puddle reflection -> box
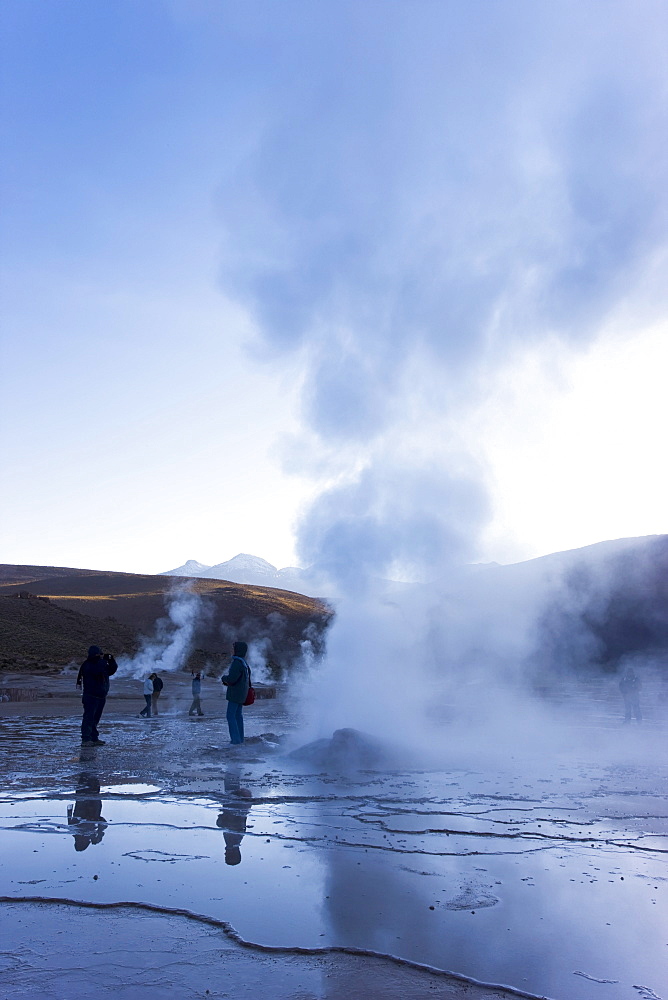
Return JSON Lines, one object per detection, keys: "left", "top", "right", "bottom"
{"left": 216, "top": 767, "right": 254, "bottom": 865}
{"left": 67, "top": 771, "right": 107, "bottom": 852}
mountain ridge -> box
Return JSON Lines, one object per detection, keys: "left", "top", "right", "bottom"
{"left": 162, "top": 535, "right": 667, "bottom": 593}
{"left": 162, "top": 553, "right": 310, "bottom": 593}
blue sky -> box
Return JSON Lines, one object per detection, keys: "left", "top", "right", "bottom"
{"left": 1, "top": 1, "right": 667, "bottom": 577}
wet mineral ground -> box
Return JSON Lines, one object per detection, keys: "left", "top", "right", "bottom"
{"left": 0, "top": 685, "right": 666, "bottom": 1000}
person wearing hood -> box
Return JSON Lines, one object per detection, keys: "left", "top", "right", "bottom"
{"left": 151, "top": 672, "right": 164, "bottom": 715}
{"left": 76, "top": 645, "right": 118, "bottom": 746}
{"left": 619, "top": 666, "right": 642, "bottom": 723}
{"left": 221, "top": 641, "right": 250, "bottom": 744}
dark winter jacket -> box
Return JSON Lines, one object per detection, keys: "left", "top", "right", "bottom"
{"left": 221, "top": 656, "right": 250, "bottom": 705}
{"left": 619, "top": 671, "right": 641, "bottom": 695}
{"left": 77, "top": 648, "right": 118, "bottom": 699}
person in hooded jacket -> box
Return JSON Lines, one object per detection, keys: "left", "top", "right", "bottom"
{"left": 619, "top": 666, "right": 642, "bottom": 722}
{"left": 221, "top": 641, "right": 250, "bottom": 744}
{"left": 76, "top": 645, "right": 118, "bottom": 746}
{"left": 151, "top": 672, "right": 163, "bottom": 715}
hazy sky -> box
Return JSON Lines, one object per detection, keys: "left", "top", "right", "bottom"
{"left": 1, "top": 1, "right": 666, "bottom": 576}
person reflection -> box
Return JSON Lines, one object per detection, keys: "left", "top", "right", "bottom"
{"left": 216, "top": 768, "right": 253, "bottom": 865}
{"left": 67, "top": 770, "right": 107, "bottom": 852}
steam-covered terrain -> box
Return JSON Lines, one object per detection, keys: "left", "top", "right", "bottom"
{"left": 2, "top": 534, "right": 667, "bottom": 686}
{"left": 1, "top": 537, "right": 667, "bottom": 998}
{"left": 0, "top": 564, "right": 331, "bottom": 678}
{"left": 1, "top": 534, "right": 667, "bottom": 997}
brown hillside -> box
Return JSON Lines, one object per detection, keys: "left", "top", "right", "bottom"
{"left": 0, "top": 565, "right": 332, "bottom": 676}
{"left": 0, "top": 594, "right": 138, "bottom": 671}
{"left": 0, "top": 564, "right": 133, "bottom": 586}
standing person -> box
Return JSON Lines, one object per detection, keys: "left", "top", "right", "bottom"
{"left": 221, "top": 641, "right": 250, "bottom": 745}
{"left": 189, "top": 672, "right": 204, "bottom": 716}
{"left": 139, "top": 674, "right": 154, "bottom": 718}
{"left": 151, "top": 672, "right": 163, "bottom": 715}
{"left": 619, "top": 666, "right": 642, "bottom": 723}
{"left": 76, "top": 645, "right": 118, "bottom": 746}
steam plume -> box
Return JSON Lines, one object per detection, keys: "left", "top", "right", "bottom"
{"left": 213, "top": 3, "right": 668, "bottom": 740}
{"left": 116, "top": 586, "right": 204, "bottom": 680}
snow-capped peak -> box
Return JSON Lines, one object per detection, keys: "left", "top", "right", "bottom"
{"left": 161, "top": 559, "right": 211, "bottom": 577}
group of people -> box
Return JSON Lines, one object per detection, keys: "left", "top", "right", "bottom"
{"left": 76, "top": 641, "right": 252, "bottom": 747}
{"left": 139, "top": 670, "right": 211, "bottom": 717}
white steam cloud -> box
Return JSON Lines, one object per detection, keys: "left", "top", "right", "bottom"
{"left": 116, "top": 586, "right": 204, "bottom": 680}
{"left": 210, "top": 2, "right": 668, "bottom": 743}
{"left": 219, "top": 612, "right": 315, "bottom": 684}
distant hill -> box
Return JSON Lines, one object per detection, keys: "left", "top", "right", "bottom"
{"left": 0, "top": 564, "right": 126, "bottom": 586}
{"left": 0, "top": 566, "right": 332, "bottom": 675}
{"left": 455, "top": 534, "right": 668, "bottom": 682}
{"left": 0, "top": 593, "right": 138, "bottom": 672}
{"left": 525, "top": 534, "right": 668, "bottom": 675}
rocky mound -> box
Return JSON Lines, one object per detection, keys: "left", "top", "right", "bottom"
{"left": 289, "top": 728, "right": 399, "bottom": 770}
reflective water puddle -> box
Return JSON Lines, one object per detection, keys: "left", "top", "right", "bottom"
{"left": 1, "top": 753, "right": 666, "bottom": 1000}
